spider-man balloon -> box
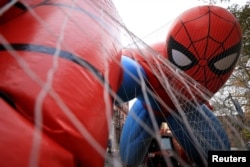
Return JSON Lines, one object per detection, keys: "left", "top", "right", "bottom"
{"left": 119, "top": 5, "right": 242, "bottom": 166}
{"left": 0, "top": 0, "right": 122, "bottom": 166}
{"left": 167, "top": 5, "right": 242, "bottom": 94}
{"left": 0, "top": 1, "right": 242, "bottom": 167}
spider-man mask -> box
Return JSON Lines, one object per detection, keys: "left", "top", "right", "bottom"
{"left": 166, "top": 5, "right": 242, "bottom": 94}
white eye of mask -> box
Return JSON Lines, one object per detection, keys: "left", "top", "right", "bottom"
{"left": 213, "top": 53, "right": 238, "bottom": 71}
{"left": 172, "top": 49, "right": 192, "bottom": 67}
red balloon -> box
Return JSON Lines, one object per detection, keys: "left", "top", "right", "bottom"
{"left": 0, "top": 0, "right": 122, "bottom": 166}
{"left": 166, "top": 5, "right": 242, "bottom": 94}
{"left": 123, "top": 5, "right": 242, "bottom": 113}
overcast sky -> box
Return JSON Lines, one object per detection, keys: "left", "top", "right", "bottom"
{"left": 113, "top": 0, "right": 248, "bottom": 45}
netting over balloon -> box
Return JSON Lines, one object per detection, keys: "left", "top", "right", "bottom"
{"left": 0, "top": 1, "right": 249, "bottom": 167}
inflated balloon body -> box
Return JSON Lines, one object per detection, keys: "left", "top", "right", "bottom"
{"left": 119, "top": 5, "right": 242, "bottom": 166}
{"left": 0, "top": 0, "right": 121, "bottom": 166}
{"left": 0, "top": 1, "right": 242, "bottom": 166}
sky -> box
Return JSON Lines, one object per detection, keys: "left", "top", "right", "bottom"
{"left": 113, "top": 0, "right": 248, "bottom": 45}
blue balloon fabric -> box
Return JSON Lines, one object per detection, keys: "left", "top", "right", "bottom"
{"left": 118, "top": 55, "right": 230, "bottom": 166}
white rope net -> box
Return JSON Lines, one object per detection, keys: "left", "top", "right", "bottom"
{"left": 0, "top": 1, "right": 249, "bottom": 167}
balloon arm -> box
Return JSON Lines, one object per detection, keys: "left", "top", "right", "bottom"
{"left": 119, "top": 95, "right": 162, "bottom": 166}
{"left": 116, "top": 52, "right": 230, "bottom": 167}
{"left": 166, "top": 104, "right": 231, "bottom": 166}
{"left": 115, "top": 56, "right": 147, "bottom": 104}
{"left": 120, "top": 99, "right": 231, "bottom": 166}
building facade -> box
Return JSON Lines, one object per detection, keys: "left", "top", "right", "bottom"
{"left": 113, "top": 103, "right": 129, "bottom": 144}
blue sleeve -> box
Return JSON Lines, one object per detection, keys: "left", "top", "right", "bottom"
{"left": 120, "top": 96, "right": 230, "bottom": 166}
{"left": 166, "top": 104, "right": 230, "bottom": 166}
{"left": 116, "top": 56, "right": 147, "bottom": 103}
{"left": 119, "top": 95, "right": 162, "bottom": 166}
